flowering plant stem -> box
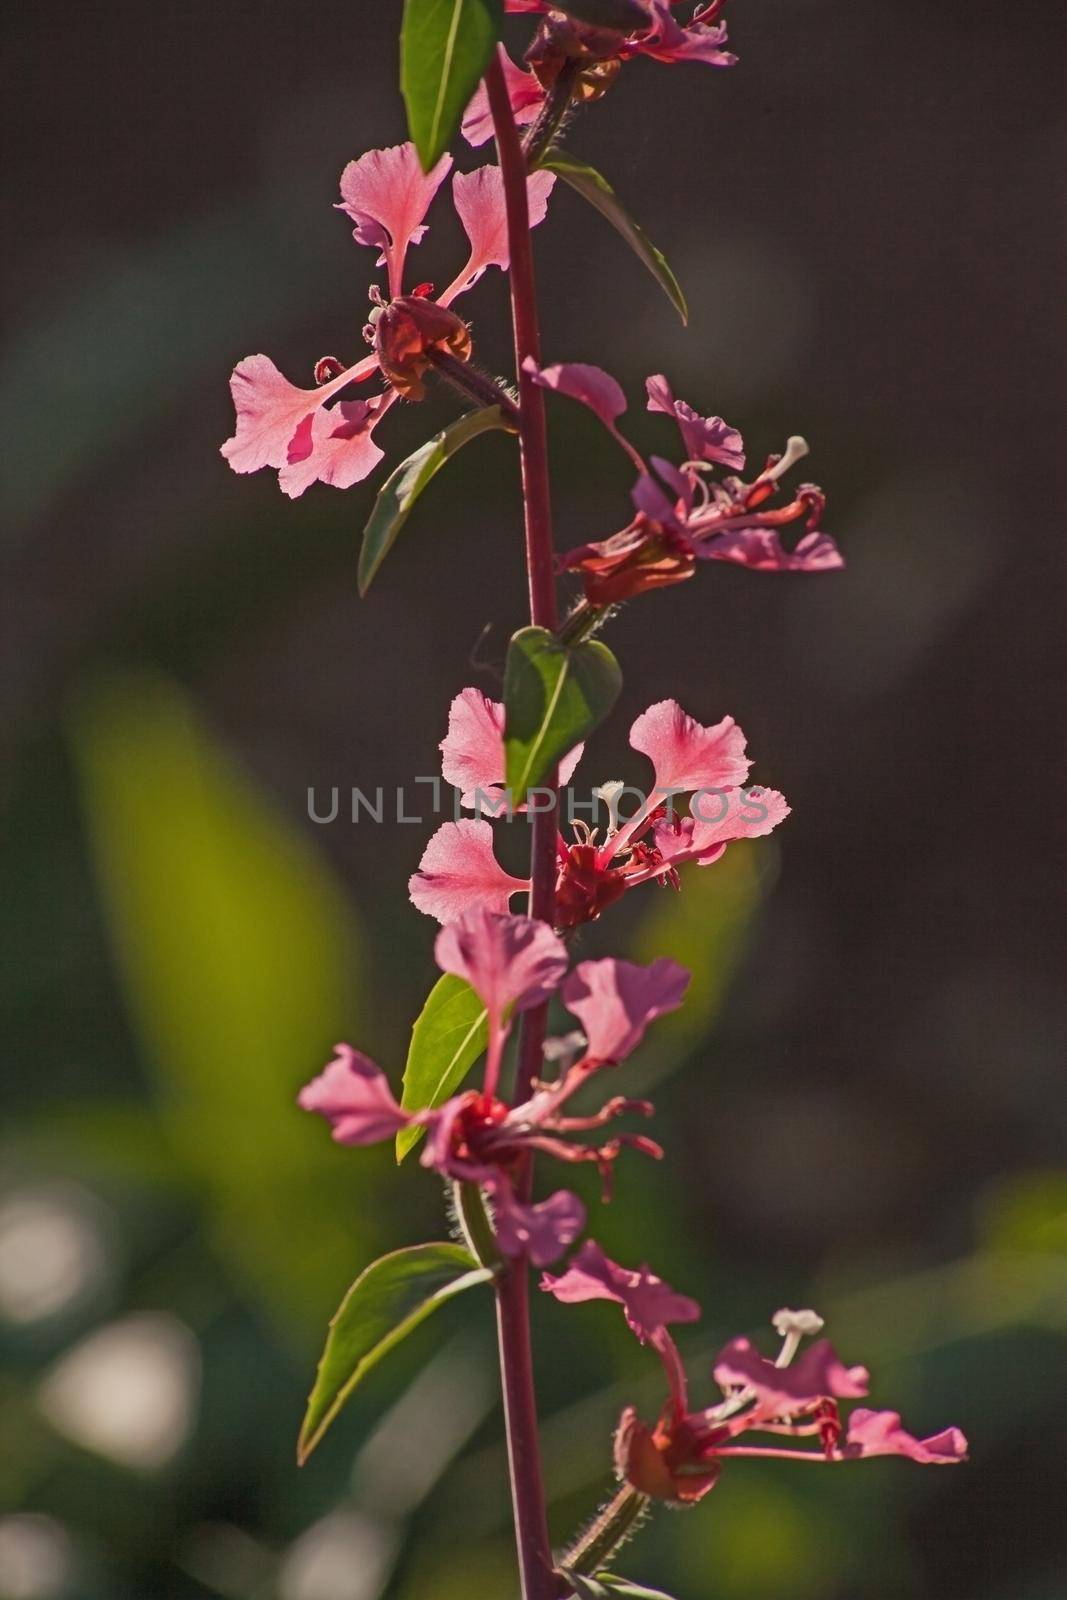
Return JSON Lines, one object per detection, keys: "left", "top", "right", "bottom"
{"left": 486, "top": 50, "right": 564, "bottom": 1600}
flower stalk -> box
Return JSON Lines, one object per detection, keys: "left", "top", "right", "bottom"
{"left": 487, "top": 47, "right": 563, "bottom": 1600}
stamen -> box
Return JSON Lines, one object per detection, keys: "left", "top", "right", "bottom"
{"left": 761, "top": 435, "right": 809, "bottom": 485}
{"left": 772, "top": 1306, "right": 825, "bottom": 1368}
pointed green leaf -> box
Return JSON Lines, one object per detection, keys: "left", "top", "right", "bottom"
{"left": 542, "top": 154, "right": 688, "bottom": 325}
{"left": 597, "top": 1579, "right": 680, "bottom": 1600}
{"left": 561, "top": 1576, "right": 610, "bottom": 1600}
{"left": 504, "top": 626, "right": 622, "bottom": 803}
{"left": 396, "top": 974, "right": 489, "bottom": 1161}
{"left": 401, "top": 0, "right": 503, "bottom": 170}
{"left": 359, "top": 406, "right": 509, "bottom": 596}
{"left": 551, "top": 0, "right": 649, "bottom": 26}
{"left": 298, "top": 1243, "right": 492, "bottom": 1462}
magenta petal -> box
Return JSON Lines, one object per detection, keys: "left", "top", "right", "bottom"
{"left": 652, "top": 788, "right": 790, "bottom": 867}
{"left": 440, "top": 686, "right": 582, "bottom": 807}
{"left": 277, "top": 397, "right": 388, "bottom": 498}
{"left": 524, "top": 359, "right": 628, "bottom": 433}
{"left": 337, "top": 142, "right": 452, "bottom": 293}
{"left": 713, "top": 1336, "right": 870, "bottom": 1414}
{"left": 541, "top": 1240, "right": 700, "bottom": 1342}
{"left": 562, "top": 957, "right": 690, "bottom": 1063}
{"left": 645, "top": 373, "right": 745, "bottom": 470}
{"left": 629, "top": 699, "right": 751, "bottom": 796}
{"left": 434, "top": 908, "right": 568, "bottom": 1018}
{"left": 297, "top": 1045, "right": 408, "bottom": 1144}
{"left": 637, "top": 1, "right": 738, "bottom": 67}
{"left": 461, "top": 49, "right": 545, "bottom": 148}
{"left": 450, "top": 166, "right": 556, "bottom": 292}
{"left": 408, "top": 821, "right": 529, "bottom": 923}
{"left": 221, "top": 355, "right": 324, "bottom": 475}
{"left": 702, "top": 526, "right": 844, "bottom": 572}
{"left": 845, "top": 1408, "right": 968, "bottom": 1464}
{"left": 440, "top": 687, "right": 507, "bottom": 801}
{"left": 492, "top": 1183, "right": 586, "bottom": 1267}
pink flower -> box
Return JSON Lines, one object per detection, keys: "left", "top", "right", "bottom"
{"left": 222, "top": 144, "right": 554, "bottom": 498}
{"left": 525, "top": 359, "right": 842, "bottom": 602}
{"left": 561, "top": 957, "right": 689, "bottom": 1063}
{"left": 410, "top": 694, "right": 788, "bottom": 930}
{"left": 434, "top": 908, "right": 568, "bottom": 1096}
{"left": 516, "top": 2, "right": 736, "bottom": 96}
{"left": 541, "top": 1240, "right": 700, "bottom": 1342}
{"left": 297, "top": 1045, "right": 413, "bottom": 1144}
{"left": 489, "top": 1176, "right": 586, "bottom": 1267}
{"left": 462, "top": 48, "right": 545, "bottom": 148}
{"left": 844, "top": 1409, "right": 969, "bottom": 1465}
{"left": 407, "top": 818, "right": 530, "bottom": 923}
{"left": 540, "top": 1287, "right": 968, "bottom": 1503}
{"left": 298, "top": 924, "right": 685, "bottom": 1264}
{"left": 440, "top": 686, "right": 583, "bottom": 810}
{"left": 645, "top": 373, "right": 744, "bottom": 470}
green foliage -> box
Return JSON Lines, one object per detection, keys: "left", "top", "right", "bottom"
{"left": 542, "top": 154, "right": 688, "bottom": 324}
{"left": 359, "top": 407, "right": 510, "bottom": 595}
{"left": 503, "top": 625, "right": 622, "bottom": 802}
{"left": 401, "top": 0, "right": 504, "bottom": 170}
{"left": 68, "top": 672, "right": 367, "bottom": 1329}
{"left": 298, "top": 1243, "right": 493, "bottom": 1462}
{"left": 397, "top": 974, "right": 489, "bottom": 1160}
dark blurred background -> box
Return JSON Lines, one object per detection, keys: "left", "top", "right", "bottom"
{"left": 3, "top": 1, "right": 1065, "bottom": 1596}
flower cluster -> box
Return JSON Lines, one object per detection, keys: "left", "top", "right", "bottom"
{"left": 463, "top": 3, "right": 737, "bottom": 148}
{"left": 299, "top": 908, "right": 689, "bottom": 1265}
{"left": 410, "top": 693, "right": 789, "bottom": 928}
{"left": 543, "top": 1242, "right": 968, "bottom": 1501}
{"left": 221, "top": 142, "right": 554, "bottom": 497}
{"left": 528, "top": 361, "right": 842, "bottom": 604}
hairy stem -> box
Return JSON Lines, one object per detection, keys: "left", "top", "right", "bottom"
{"left": 486, "top": 48, "right": 563, "bottom": 1600}
{"left": 523, "top": 59, "right": 579, "bottom": 171}
{"left": 562, "top": 1485, "right": 650, "bottom": 1576}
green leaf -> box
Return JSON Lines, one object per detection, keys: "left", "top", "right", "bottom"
{"left": 561, "top": 1575, "right": 611, "bottom": 1600}
{"left": 358, "top": 407, "right": 509, "bottom": 596}
{"left": 551, "top": 0, "right": 649, "bottom": 26}
{"left": 68, "top": 673, "right": 367, "bottom": 1331}
{"left": 503, "top": 626, "right": 622, "bottom": 803}
{"left": 597, "top": 1578, "right": 680, "bottom": 1600}
{"left": 401, "top": 0, "right": 503, "bottom": 170}
{"left": 298, "top": 1243, "right": 492, "bottom": 1462}
{"left": 542, "top": 154, "right": 688, "bottom": 325}
{"left": 396, "top": 975, "right": 489, "bottom": 1161}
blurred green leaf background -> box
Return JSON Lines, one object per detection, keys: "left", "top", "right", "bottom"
{"left": 2, "top": 2, "right": 1063, "bottom": 1597}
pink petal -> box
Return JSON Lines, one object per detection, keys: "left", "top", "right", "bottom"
{"left": 541, "top": 1240, "right": 700, "bottom": 1343}
{"left": 713, "top": 1336, "right": 869, "bottom": 1415}
{"left": 702, "top": 525, "right": 844, "bottom": 572}
{"left": 408, "top": 820, "right": 529, "bottom": 923}
{"left": 636, "top": 2, "right": 738, "bottom": 67}
{"left": 651, "top": 788, "right": 790, "bottom": 867}
{"left": 297, "top": 1045, "right": 408, "bottom": 1144}
{"left": 629, "top": 699, "right": 751, "bottom": 796}
{"left": 337, "top": 143, "right": 453, "bottom": 296}
{"left": 844, "top": 1409, "right": 968, "bottom": 1464}
{"left": 562, "top": 957, "right": 690, "bottom": 1063}
{"left": 440, "top": 686, "right": 582, "bottom": 808}
{"left": 461, "top": 48, "right": 545, "bottom": 148}
{"left": 525, "top": 359, "right": 628, "bottom": 433}
{"left": 434, "top": 908, "right": 568, "bottom": 1019}
{"left": 221, "top": 353, "right": 378, "bottom": 478}
{"left": 447, "top": 166, "right": 556, "bottom": 296}
{"left": 491, "top": 1181, "right": 586, "bottom": 1267}
{"left": 277, "top": 396, "right": 388, "bottom": 499}
{"left": 645, "top": 374, "right": 745, "bottom": 470}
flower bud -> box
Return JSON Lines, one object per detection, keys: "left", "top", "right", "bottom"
{"left": 374, "top": 295, "right": 473, "bottom": 402}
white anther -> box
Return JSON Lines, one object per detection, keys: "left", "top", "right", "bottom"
{"left": 772, "top": 1307, "right": 825, "bottom": 1339}
{"left": 762, "top": 435, "right": 810, "bottom": 484}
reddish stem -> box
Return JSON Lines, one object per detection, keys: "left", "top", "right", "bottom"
{"left": 486, "top": 47, "right": 561, "bottom": 1600}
